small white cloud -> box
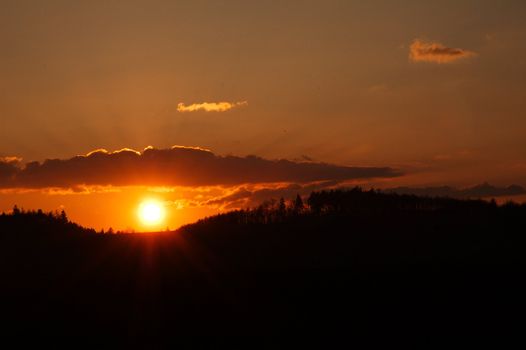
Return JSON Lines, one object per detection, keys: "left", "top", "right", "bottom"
{"left": 177, "top": 101, "right": 248, "bottom": 112}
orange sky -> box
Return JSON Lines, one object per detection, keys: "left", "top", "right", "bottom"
{"left": 1, "top": 1, "right": 526, "bottom": 230}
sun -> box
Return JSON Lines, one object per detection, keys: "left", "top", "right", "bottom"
{"left": 138, "top": 199, "right": 166, "bottom": 226}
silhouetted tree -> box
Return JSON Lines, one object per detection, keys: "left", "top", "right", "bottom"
{"left": 293, "top": 194, "right": 304, "bottom": 214}
{"left": 278, "top": 197, "right": 286, "bottom": 216}
{"left": 60, "top": 209, "right": 68, "bottom": 223}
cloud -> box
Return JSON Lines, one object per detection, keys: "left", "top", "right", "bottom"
{"left": 0, "top": 156, "right": 22, "bottom": 163}
{"left": 409, "top": 39, "right": 476, "bottom": 64}
{"left": 0, "top": 146, "right": 401, "bottom": 189}
{"left": 0, "top": 157, "right": 20, "bottom": 183}
{"left": 157, "top": 181, "right": 346, "bottom": 211}
{"left": 177, "top": 101, "right": 248, "bottom": 112}
{"left": 0, "top": 185, "right": 121, "bottom": 196}
{"left": 201, "top": 181, "right": 343, "bottom": 210}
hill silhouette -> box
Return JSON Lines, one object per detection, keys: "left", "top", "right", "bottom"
{"left": 1, "top": 188, "right": 525, "bottom": 342}
{"left": 384, "top": 182, "right": 526, "bottom": 198}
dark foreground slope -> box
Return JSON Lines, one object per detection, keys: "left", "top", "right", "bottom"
{"left": 1, "top": 190, "right": 526, "bottom": 342}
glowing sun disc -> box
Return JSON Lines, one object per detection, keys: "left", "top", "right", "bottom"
{"left": 138, "top": 200, "right": 165, "bottom": 226}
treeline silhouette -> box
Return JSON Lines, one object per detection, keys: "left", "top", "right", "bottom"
{"left": 180, "top": 188, "right": 526, "bottom": 269}
{"left": 0, "top": 205, "right": 96, "bottom": 237}
{"left": 186, "top": 187, "right": 521, "bottom": 226}
{"left": 1, "top": 188, "right": 526, "bottom": 342}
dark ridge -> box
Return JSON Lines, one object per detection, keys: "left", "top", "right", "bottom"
{"left": 1, "top": 188, "right": 526, "bottom": 342}
{"left": 384, "top": 182, "right": 526, "bottom": 198}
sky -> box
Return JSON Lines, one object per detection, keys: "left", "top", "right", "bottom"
{"left": 1, "top": 0, "right": 526, "bottom": 231}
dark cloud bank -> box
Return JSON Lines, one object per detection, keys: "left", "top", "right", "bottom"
{"left": 0, "top": 146, "right": 401, "bottom": 189}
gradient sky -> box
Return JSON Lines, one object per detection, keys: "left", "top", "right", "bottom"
{"left": 1, "top": 0, "right": 526, "bottom": 230}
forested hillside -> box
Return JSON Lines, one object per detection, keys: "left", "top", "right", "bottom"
{"left": 1, "top": 188, "right": 525, "bottom": 341}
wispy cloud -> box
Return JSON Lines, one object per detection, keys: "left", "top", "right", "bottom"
{"left": 0, "top": 156, "right": 22, "bottom": 163}
{"left": 409, "top": 39, "right": 476, "bottom": 64}
{"left": 201, "top": 181, "right": 344, "bottom": 210}
{"left": 156, "top": 181, "right": 346, "bottom": 211}
{"left": 177, "top": 101, "right": 248, "bottom": 112}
